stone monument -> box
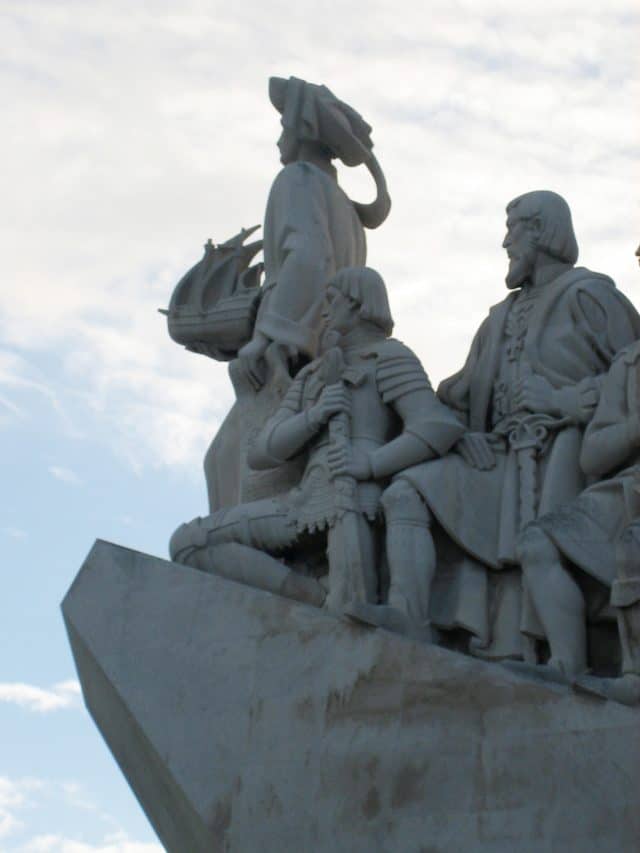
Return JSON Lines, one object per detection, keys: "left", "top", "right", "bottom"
{"left": 62, "top": 78, "right": 640, "bottom": 852}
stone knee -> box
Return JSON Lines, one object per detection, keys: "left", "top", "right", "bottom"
{"left": 516, "top": 523, "right": 559, "bottom": 580}
{"left": 381, "top": 478, "right": 431, "bottom": 527}
{"left": 169, "top": 507, "right": 245, "bottom": 564}
{"left": 169, "top": 517, "right": 209, "bottom": 564}
{"left": 170, "top": 502, "right": 295, "bottom": 567}
{"left": 518, "top": 522, "right": 586, "bottom": 637}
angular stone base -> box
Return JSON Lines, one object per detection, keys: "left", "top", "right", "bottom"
{"left": 63, "top": 541, "right": 640, "bottom": 853}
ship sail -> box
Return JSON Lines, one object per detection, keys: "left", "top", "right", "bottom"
{"left": 162, "top": 225, "right": 264, "bottom": 361}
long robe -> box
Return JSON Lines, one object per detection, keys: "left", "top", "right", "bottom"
{"left": 540, "top": 340, "right": 640, "bottom": 587}
{"left": 255, "top": 161, "right": 367, "bottom": 358}
{"left": 399, "top": 267, "right": 640, "bottom": 655}
{"left": 203, "top": 161, "right": 366, "bottom": 512}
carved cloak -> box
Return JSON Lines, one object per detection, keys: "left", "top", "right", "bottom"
{"left": 539, "top": 341, "right": 640, "bottom": 587}
{"left": 254, "top": 161, "right": 367, "bottom": 358}
{"left": 399, "top": 267, "right": 640, "bottom": 654}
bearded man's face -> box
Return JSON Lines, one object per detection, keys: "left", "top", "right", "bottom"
{"left": 503, "top": 215, "right": 538, "bottom": 289}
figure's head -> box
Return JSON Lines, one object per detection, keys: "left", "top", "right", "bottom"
{"left": 503, "top": 191, "right": 578, "bottom": 289}
{"left": 269, "top": 76, "right": 374, "bottom": 167}
{"left": 269, "top": 76, "right": 391, "bottom": 229}
{"left": 323, "top": 266, "right": 394, "bottom": 338}
{"left": 635, "top": 242, "right": 640, "bottom": 269}
{"left": 276, "top": 125, "right": 300, "bottom": 165}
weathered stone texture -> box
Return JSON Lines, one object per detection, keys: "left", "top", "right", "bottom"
{"left": 63, "top": 541, "right": 640, "bottom": 852}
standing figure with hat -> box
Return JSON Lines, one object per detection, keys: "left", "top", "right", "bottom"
{"left": 239, "top": 76, "right": 391, "bottom": 386}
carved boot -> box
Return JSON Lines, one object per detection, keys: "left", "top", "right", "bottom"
{"left": 574, "top": 594, "right": 640, "bottom": 706}
{"left": 574, "top": 526, "right": 640, "bottom": 706}
{"left": 501, "top": 657, "right": 570, "bottom": 686}
{"left": 347, "top": 479, "right": 437, "bottom": 642}
{"left": 345, "top": 601, "right": 436, "bottom": 644}
{"left": 514, "top": 524, "right": 587, "bottom": 672}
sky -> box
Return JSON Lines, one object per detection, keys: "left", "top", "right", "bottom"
{"left": 1, "top": 0, "right": 639, "bottom": 849}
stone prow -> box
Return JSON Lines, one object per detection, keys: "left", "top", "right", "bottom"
{"left": 63, "top": 540, "right": 640, "bottom": 852}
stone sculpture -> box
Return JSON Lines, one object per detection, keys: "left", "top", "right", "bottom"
{"left": 354, "top": 192, "right": 640, "bottom": 664}
{"left": 165, "top": 95, "right": 640, "bottom": 692}
{"left": 162, "top": 226, "right": 263, "bottom": 362}
{"left": 170, "top": 266, "right": 464, "bottom": 616}
{"left": 238, "top": 76, "right": 391, "bottom": 386}
{"left": 163, "top": 84, "right": 640, "bottom": 697}
{"left": 163, "top": 76, "right": 392, "bottom": 515}
{"left": 62, "top": 540, "right": 640, "bottom": 853}
{"left": 63, "top": 76, "right": 640, "bottom": 853}
{"left": 516, "top": 240, "right": 640, "bottom": 701}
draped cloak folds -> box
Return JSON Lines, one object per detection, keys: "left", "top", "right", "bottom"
{"left": 202, "top": 161, "right": 366, "bottom": 514}
{"left": 398, "top": 267, "right": 640, "bottom": 654}
{"left": 538, "top": 341, "right": 640, "bottom": 591}
{"left": 254, "top": 161, "right": 367, "bottom": 359}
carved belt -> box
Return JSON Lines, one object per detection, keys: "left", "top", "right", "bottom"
{"left": 495, "top": 412, "right": 567, "bottom": 659}
{"left": 495, "top": 413, "right": 566, "bottom": 527}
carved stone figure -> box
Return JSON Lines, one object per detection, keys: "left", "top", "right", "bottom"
{"left": 162, "top": 226, "right": 264, "bottom": 361}
{"left": 238, "top": 76, "right": 391, "bottom": 384}
{"left": 170, "top": 267, "right": 463, "bottom": 613}
{"left": 163, "top": 76, "right": 392, "bottom": 514}
{"left": 64, "top": 67, "right": 640, "bottom": 852}
{"left": 366, "top": 192, "right": 640, "bottom": 659}
{"left": 516, "top": 241, "right": 640, "bottom": 700}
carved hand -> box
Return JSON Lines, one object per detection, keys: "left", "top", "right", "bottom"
{"left": 238, "top": 331, "right": 270, "bottom": 390}
{"left": 455, "top": 433, "right": 497, "bottom": 470}
{"left": 327, "top": 443, "right": 372, "bottom": 480}
{"left": 513, "top": 375, "right": 560, "bottom": 416}
{"left": 308, "top": 383, "right": 350, "bottom": 428}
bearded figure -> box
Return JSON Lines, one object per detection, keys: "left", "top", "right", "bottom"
{"left": 356, "top": 191, "right": 640, "bottom": 658}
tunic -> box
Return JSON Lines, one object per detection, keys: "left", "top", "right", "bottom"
{"left": 397, "top": 267, "right": 640, "bottom": 651}
{"left": 251, "top": 336, "right": 465, "bottom": 533}
{"left": 540, "top": 340, "right": 640, "bottom": 586}
{"left": 403, "top": 267, "right": 640, "bottom": 567}
{"left": 255, "top": 161, "right": 367, "bottom": 358}
{"left": 172, "top": 336, "right": 464, "bottom": 565}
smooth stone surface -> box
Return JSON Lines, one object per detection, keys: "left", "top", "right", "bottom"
{"left": 63, "top": 541, "right": 640, "bottom": 853}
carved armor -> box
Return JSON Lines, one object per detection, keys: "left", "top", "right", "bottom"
{"left": 170, "top": 335, "right": 463, "bottom": 582}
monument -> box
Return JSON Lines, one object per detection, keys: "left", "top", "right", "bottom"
{"left": 62, "top": 78, "right": 640, "bottom": 851}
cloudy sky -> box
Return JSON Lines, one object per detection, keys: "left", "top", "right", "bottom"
{"left": 1, "top": 0, "right": 639, "bottom": 848}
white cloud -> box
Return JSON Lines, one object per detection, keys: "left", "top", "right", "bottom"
{"left": 0, "top": 1, "right": 638, "bottom": 846}
{"left": 0, "top": 778, "right": 45, "bottom": 841}
{"left": 54, "top": 681, "right": 82, "bottom": 697}
{"left": 16, "top": 831, "right": 162, "bottom": 853}
{"left": 59, "top": 783, "right": 97, "bottom": 814}
{"left": 48, "top": 466, "right": 83, "bottom": 486}
{"left": 0, "top": 778, "right": 161, "bottom": 852}
{"left": 0, "top": 0, "right": 638, "bottom": 475}
{"left": 2, "top": 527, "right": 28, "bottom": 541}
{"left": 0, "top": 681, "right": 81, "bottom": 713}
{"left": 0, "top": 392, "right": 26, "bottom": 422}
{"left": 0, "top": 350, "right": 81, "bottom": 437}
